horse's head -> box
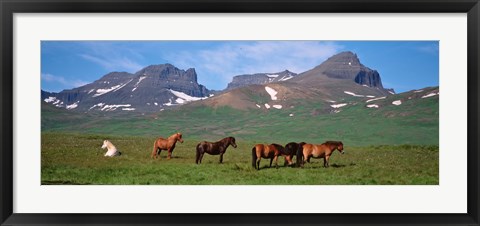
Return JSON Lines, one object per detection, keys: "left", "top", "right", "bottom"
{"left": 337, "top": 141, "right": 345, "bottom": 154}
{"left": 229, "top": 137, "right": 237, "bottom": 148}
{"left": 101, "top": 140, "right": 109, "bottom": 149}
{"left": 176, "top": 133, "right": 184, "bottom": 143}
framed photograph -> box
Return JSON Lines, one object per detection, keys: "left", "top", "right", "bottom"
{"left": 1, "top": 0, "right": 479, "bottom": 225}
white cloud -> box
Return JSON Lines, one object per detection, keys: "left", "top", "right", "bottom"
{"left": 416, "top": 43, "right": 439, "bottom": 55}
{"left": 79, "top": 54, "right": 143, "bottom": 72}
{"left": 41, "top": 73, "right": 88, "bottom": 89}
{"left": 78, "top": 42, "right": 144, "bottom": 72}
{"left": 165, "top": 41, "right": 343, "bottom": 89}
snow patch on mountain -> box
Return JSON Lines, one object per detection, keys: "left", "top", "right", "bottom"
{"left": 101, "top": 104, "right": 132, "bottom": 111}
{"left": 366, "top": 96, "right": 386, "bottom": 103}
{"left": 279, "top": 76, "right": 293, "bottom": 81}
{"left": 93, "top": 79, "right": 133, "bottom": 97}
{"left": 175, "top": 98, "right": 186, "bottom": 104}
{"left": 44, "top": 96, "right": 57, "bottom": 103}
{"left": 66, "top": 101, "right": 80, "bottom": 110}
{"left": 344, "top": 91, "right": 365, "bottom": 97}
{"left": 163, "top": 99, "right": 178, "bottom": 106}
{"left": 422, "top": 92, "right": 439, "bottom": 98}
{"left": 169, "top": 89, "right": 207, "bottom": 103}
{"left": 265, "top": 86, "right": 278, "bottom": 100}
{"left": 132, "top": 76, "right": 147, "bottom": 92}
{"left": 392, "top": 100, "right": 402, "bottom": 105}
{"left": 89, "top": 103, "right": 105, "bottom": 110}
{"left": 331, "top": 103, "right": 347, "bottom": 108}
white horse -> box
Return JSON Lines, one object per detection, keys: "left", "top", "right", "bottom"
{"left": 101, "top": 140, "right": 122, "bottom": 157}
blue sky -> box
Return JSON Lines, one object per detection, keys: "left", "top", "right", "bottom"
{"left": 41, "top": 41, "right": 438, "bottom": 93}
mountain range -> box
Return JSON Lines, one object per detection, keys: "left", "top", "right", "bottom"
{"left": 42, "top": 64, "right": 210, "bottom": 112}
{"left": 42, "top": 51, "right": 429, "bottom": 114}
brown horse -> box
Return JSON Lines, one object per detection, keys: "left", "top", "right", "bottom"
{"left": 196, "top": 137, "right": 237, "bottom": 164}
{"left": 252, "top": 143, "right": 288, "bottom": 170}
{"left": 284, "top": 142, "right": 306, "bottom": 166}
{"left": 151, "top": 132, "right": 184, "bottom": 159}
{"left": 297, "top": 141, "right": 344, "bottom": 167}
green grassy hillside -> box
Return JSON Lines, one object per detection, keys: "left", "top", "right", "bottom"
{"left": 42, "top": 88, "right": 438, "bottom": 146}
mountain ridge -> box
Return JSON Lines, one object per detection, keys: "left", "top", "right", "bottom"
{"left": 42, "top": 51, "right": 410, "bottom": 113}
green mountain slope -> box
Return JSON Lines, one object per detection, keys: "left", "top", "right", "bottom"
{"left": 42, "top": 87, "right": 438, "bottom": 146}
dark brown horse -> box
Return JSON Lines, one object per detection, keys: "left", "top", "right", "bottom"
{"left": 196, "top": 137, "right": 237, "bottom": 164}
{"left": 297, "top": 141, "right": 344, "bottom": 167}
{"left": 284, "top": 142, "right": 306, "bottom": 166}
{"left": 252, "top": 143, "right": 288, "bottom": 170}
{"left": 151, "top": 132, "right": 184, "bottom": 159}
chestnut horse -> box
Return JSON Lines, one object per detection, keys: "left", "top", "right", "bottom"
{"left": 195, "top": 137, "right": 237, "bottom": 164}
{"left": 297, "top": 141, "right": 344, "bottom": 167}
{"left": 284, "top": 142, "right": 306, "bottom": 166}
{"left": 252, "top": 143, "right": 288, "bottom": 170}
{"left": 151, "top": 132, "right": 184, "bottom": 159}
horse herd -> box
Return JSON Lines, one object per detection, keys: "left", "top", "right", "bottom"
{"left": 102, "top": 132, "right": 345, "bottom": 170}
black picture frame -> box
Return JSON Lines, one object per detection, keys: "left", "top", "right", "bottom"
{"left": 1, "top": 0, "right": 479, "bottom": 225}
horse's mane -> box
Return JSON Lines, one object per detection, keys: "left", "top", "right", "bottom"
{"left": 216, "top": 136, "right": 234, "bottom": 145}
{"left": 323, "top": 141, "right": 343, "bottom": 146}
{"left": 225, "top": 136, "right": 235, "bottom": 142}
{"left": 168, "top": 133, "right": 181, "bottom": 139}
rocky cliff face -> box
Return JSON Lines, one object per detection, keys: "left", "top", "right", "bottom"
{"left": 315, "top": 51, "right": 384, "bottom": 88}
{"left": 41, "top": 64, "right": 211, "bottom": 112}
{"left": 226, "top": 70, "right": 297, "bottom": 90}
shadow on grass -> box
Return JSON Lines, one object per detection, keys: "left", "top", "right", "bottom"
{"left": 42, "top": 180, "right": 92, "bottom": 185}
{"left": 300, "top": 162, "right": 356, "bottom": 169}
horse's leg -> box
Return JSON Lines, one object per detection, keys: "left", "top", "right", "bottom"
{"left": 274, "top": 156, "right": 279, "bottom": 169}
{"left": 199, "top": 153, "right": 204, "bottom": 163}
{"left": 151, "top": 145, "right": 158, "bottom": 159}
{"left": 287, "top": 155, "right": 293, "bottom": 166}
{"left": 167, "top": 148, "right": 172, "bottom": 160}
{"left": 269, "top": 158, "right": 273, "bottom": 168}
{"left": 256, "top": 158, "right": 261, "bottom": 170}
{"left": 195, "top": 150, "right": 200, "bottom": 164}
{"left": 219, "top": 154, "right": 223, "bottom": 164}
{"left": 325, "top": 156, "right": 330, "bottom": 168}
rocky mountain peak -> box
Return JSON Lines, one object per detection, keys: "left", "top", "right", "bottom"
{"left": 314, "top": 51, "right": 383, "bottom": 88}
{"left": 324, "top": 51, "right": 362, "bottom": 66}
{"left": 41, "top": 63, "right": 210, "bottom": 112}
{"left": 226, "top": 70, "right": 298, "bottom": 90}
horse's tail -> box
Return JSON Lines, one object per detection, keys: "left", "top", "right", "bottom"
{"left": 151, "top": 140, "right": 157, "bottom": 158}
{"left": 252, "top": 147, "right": 257, "bottom": 168}
{"left": 296, "top": 144, "right": 304, "bottom": 167}
{"left": 195, "top": 143, "right": 201, "bottom": 164}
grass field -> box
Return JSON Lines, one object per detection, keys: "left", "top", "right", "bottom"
{"left": 41, "top": 132, "right": 439, "bottom": 185}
